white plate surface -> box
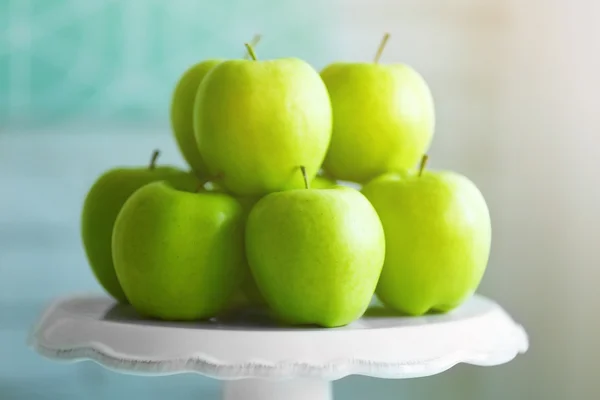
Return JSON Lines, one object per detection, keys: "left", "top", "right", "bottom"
{"left": 29, "top": 294, "right": 528, "bottom": 381}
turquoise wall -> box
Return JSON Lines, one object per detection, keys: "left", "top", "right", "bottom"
{"left": 0, "top": 0, "right": 335, "bottom": 127}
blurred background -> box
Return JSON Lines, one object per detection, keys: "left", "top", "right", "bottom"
{"left": 1, "top": 0, "right": 599, "bottom": 399}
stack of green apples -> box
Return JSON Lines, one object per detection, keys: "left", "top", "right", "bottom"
{"left": 81, "top": 34, "right": 491, "bottom": 328}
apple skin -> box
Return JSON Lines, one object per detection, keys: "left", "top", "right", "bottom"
{"left": 194, "top": 58, "right": 332, "bottom": 196}
{"left": 112, "top": 181, "right": 248, "bottom": 320}
{"left": 170, "top": 59, "right": 223, "bottom": 176}
{"left": 81, "top": 166, "right": 199, "bottom": 303}
{"left": 211, "top": 191, "right": 269, "bottom": 310}
{"left": 245, "top": 185, "right": 385, "bottom": 327}
{"left": 310, "top": 174, "right": 338, "bottom": 189}
{"left": 321, "top": 63, "right": 435, "bottom": 183}
{"left": 361, "top": 170, "right": 491, "bottom": 315}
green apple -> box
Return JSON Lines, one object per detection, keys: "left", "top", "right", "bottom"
{"left": 361, "top": 156, "right": 492, "bottom": 315}
{"left": 210, "top": 189, "right": 269, "bottom": 310}
{"left": 245, "top": 167, "right": 385, "bottom": 327}
{"left": 194, "top": 44, "right": 332, "bottom": 196}
{"left": 170, "top": 59, "right": 223, "bottom": 176}
{"left": 233, "top": 217, "right": 269, "bottom": 309}
{"left": 239, "top": 275, "right": 267, "bottom": 306}
{"left": 223, "top": 273, "right": 268, "bottom": 315}
{"left": 112, "top": 181, "right": 248, "bottom": 320}
{"left": 170, "top": 35, "right": 263, "bottom": 177}
{"left": 198, "top": 180, "right": 268, "bottom": 310}
{"left": 81, "top": 151, "right": 199, "bottom": 303}
{"left": 321, "top": 33, "right": 435, "bottom": 183}
{"left": 310, "top": 173, "right": 338, "bottom": 189}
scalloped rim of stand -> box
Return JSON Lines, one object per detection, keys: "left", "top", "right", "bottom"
{"left": 31, "top": 336, "right": 527, "bottom": 380}
{"left": 28, "top": 294, "right": 529, "bottom": 381}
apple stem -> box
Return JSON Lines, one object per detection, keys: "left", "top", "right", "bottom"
{"left": 243, "top": 34, "right": 262, "bottom": 59}
{"left": 300, "top": 166, "right": 310, "bottom": 189}
{"left": 149, "top": 149, "right": 160, "bottom": 170}
{"left": 418, "top": 154, "right": 429, "bottom": 177}
{"left": 244, "top": 43, "right": 258, "bottom": 61}
{"left": 374, "top": 33, "right": 390, "bottom": 63}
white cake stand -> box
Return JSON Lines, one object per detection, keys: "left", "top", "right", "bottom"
{"left": 28, "top": 294, "right": 528, "bottom": 400}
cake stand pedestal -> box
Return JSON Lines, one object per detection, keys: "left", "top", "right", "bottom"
{"left": 28, "top": 294, "right": 528, "bottom": 400}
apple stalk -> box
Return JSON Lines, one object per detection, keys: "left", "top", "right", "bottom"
{"left": 300, "top": 166, "right": 310, "bottom": 189}
{"left": 374, "top": 33, "right": 390, "bottom": 63}
{"left": 149, "top": 149, "right": 160, "bottom": 170}
{"left": 418, "top": 154, "right": 429, "bottom": 177}
{"left": 243, "top": 34, "right": 262, "bottom": 60}
{"left": 244, "top": 43, "right": 258, "bottom": 61}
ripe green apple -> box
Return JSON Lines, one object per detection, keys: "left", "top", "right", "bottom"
{"left": 245, "top": 167, "right": 385, "bottom": 327}
{"left": 321, "top": 33, "right": 435, "bottom": 183}
{"left": 310, "top": 174, "right": 338, "bottom": 189}
{"left": 194, "top": 44, "right": 332, "bottom": 196}
{"left": 208, "top": 189, "right": 269, "bottom": 310}
{"left": 361, "top": 156, "right": 492, "bottom": 315}
{"left": 112, "top": 181, "right": 248, "bottom": 320}
{"left": 170, "top": 59, "right": 223, "bottom": 176}
{"left": 198, "top": 180, "right": 268, "bottom": 310}
{"left": 170, "top": 35, "right": 263, "bottom": 177}
{"left": 81, "top": 151, "right": 199, "bottom": 303}
{"left": 223, "top": 273, "right": 268, "bottom": 315}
